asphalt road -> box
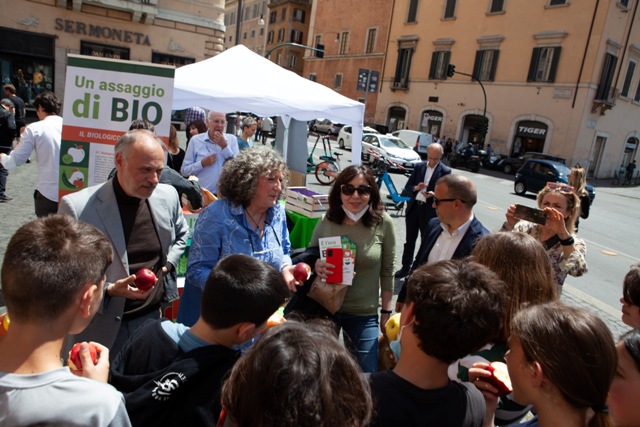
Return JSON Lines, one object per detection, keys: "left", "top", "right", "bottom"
{"left": 303, "top": 134, "right": 635, "bottom": 338}
{"left": 0, "top": 133, "right": 634, "bottom": 338}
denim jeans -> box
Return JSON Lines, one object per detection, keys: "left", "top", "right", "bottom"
{"left": 333, "top": 312, "right": 379, "bottom": 373}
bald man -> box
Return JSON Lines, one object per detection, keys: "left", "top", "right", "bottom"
{"left": 59, "top": 130, "right": 189, "bottom": 359}
{"left": 396, "top": 143, "right": 451, "bottom": 278}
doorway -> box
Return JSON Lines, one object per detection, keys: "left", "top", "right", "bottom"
{"left": 588, "top": 136, "right": 606, "bottom": 178}
{"left": 388, "top": 107, "right": 407, "bottom": 132}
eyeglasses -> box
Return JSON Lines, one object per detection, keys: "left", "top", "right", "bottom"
{"left": 433, "top": 197, "right": 464, "bottom": 206}
{"left": 545, "top": 182, "right": 574, "bottom": 194}
{"left": 207, "top": 118, "right": 226, "bottom": 125}
{"left": 341, "top": 184, "right": 372, "bottom": 197}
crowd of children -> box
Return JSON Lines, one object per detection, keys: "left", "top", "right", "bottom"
{"left": 0, "top": 214, "right": 638, "bottom": 426}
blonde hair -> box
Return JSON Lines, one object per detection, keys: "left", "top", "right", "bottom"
{"left": 536, "top": 186, "right": 580, "bottom": 235}
{"left": 568, "top": 167, "right": 588, "bottom": 198}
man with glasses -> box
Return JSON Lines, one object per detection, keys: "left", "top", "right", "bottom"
{"left": 181, "top": 111, "right": 239, "bottom": 195}
{"left": 395, "top": 143, "right": 451, "bottom": 278}
{"left": 396, "top": 174, "right": 489, "bottom": 309}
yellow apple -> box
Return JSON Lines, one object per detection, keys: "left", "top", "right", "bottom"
{"left": 385, "top": 313, "right": 401, "bottom": 341}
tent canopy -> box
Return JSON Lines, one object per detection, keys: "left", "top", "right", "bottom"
{"left": 172, "top": 45, "right": 364, "bottom": 161}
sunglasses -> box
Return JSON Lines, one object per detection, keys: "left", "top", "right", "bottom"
{"left": 341, "top": 184, "right": 372, "bottom": 196}
{"left": 545, "top": 182, "right": 574, "bottom": 194}
{"left": 433, "top": 197, "right": 464, "bottom": 206}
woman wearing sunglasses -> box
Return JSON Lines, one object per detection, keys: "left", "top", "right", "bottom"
{"left": 288, "top": 165, "right": 396, "bottom": 373}
{"left": 502, "top": 182, "right": 586, "bottom": 292}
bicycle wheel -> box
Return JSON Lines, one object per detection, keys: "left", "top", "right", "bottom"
{"left": 315, "top": 161, "right": 339, "bottom": 185}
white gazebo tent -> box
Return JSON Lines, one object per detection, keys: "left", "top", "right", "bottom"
{"left": 172, "top": 45, "right": 365, "bottom": 176}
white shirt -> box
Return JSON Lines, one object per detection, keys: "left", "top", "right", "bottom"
{"left": 181, "top": 131, "right": 239, "bottom": 194}
{"left": 428, "top": 214, "right": 474, "bottom": 263}
{"left": 7, "top": 115, "right": 62, "bottom": 202}
{"left": 416, "top": 164, "right": 436, "bottom": 203}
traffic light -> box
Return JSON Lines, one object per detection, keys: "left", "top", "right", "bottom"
{"left": 475, "top": 118, "right": 489, "bottom": 136}
{"left": 315, "top": 43, "right": 325, "bottom": 58}
{"left": 446, "top": 64, "right": 456, "bottom": 78}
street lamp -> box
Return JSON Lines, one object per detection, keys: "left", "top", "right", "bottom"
{"left": 234, "top": 0, "right": 243, "bottom": 46}
{"left": 264, "top": 42, "right": 324, "bottom": 59}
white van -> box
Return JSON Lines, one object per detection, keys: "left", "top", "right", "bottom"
{"left": 391, "top": 130, "right": 433, "bottom": 157}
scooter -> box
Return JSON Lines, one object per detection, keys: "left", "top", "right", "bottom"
{"left": 449, "top": 147, "right": 482, "bottom": 172}
{"left": 368, "top": 150, "right": 411, "bottom": 214}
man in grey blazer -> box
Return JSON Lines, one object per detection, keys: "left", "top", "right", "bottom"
{"left": 59, "top": 129, "right": 189, "bottom": 360}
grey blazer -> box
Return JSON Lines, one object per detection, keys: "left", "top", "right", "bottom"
{"left": 58, "top": 179, "right": 189, "bottom": 349}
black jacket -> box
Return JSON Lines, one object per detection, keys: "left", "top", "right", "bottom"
{"left": 110, "top": 319, "right": 240, "bottom": 427}
{"left": 0, "top": 108, "right": 16, "bottom": 151}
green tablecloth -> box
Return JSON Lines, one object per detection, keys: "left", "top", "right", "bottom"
{"left": 286, "top": 210, "right": 320, "bottom": 249}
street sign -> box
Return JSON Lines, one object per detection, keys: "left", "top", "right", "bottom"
{"left": 357, "top": 69, "right": 379, "bottom": 93}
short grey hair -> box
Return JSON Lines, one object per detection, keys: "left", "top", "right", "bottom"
{"left": 114, "top": 129, "right": 165, "bottom": 159}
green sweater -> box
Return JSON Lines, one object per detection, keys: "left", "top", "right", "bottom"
{"left": 309, "top": 212, "right": 396, "bottom": 316}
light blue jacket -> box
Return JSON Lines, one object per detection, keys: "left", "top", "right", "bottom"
{"left": 177, "top": 198, "right": 292, "bottom": 326}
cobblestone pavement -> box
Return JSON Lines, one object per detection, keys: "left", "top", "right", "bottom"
{"left": 0, "top": 150, "right": 632, "bottom": 338}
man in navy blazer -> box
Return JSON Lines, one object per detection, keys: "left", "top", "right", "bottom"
{"left": 396, "top": 174, "right": 489, "bottom": 306}
{"left": 59, "top": 130, "right": 189, "bottom": 360}
{"left": 396, "top": 143, "right": 451, "bottom": 278}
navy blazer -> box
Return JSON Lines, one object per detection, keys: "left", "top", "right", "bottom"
{"left": 403, "top": 161, "right": 452, "bottom": 215}
{"left": 397, "top": 216, "right": 489, "bottom": 302}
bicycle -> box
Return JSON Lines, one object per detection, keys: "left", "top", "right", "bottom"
{"left": 368, "top": 149, "right": 411, "bottom": 214}
{"left": 306, "top": 132, "right": 344, "bottom": 185}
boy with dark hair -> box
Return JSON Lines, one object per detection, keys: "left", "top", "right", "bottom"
{"left": 369, "top": 259, "right": 506, "bottom": 426}
{"left": 110, "top": 254, "right": 290, "bottom": 427}
{"left": 621, "top": 263, "right": 640, "bottom": 328}
{"left": 0, "top": 215, "right": 130, "bottom": 426}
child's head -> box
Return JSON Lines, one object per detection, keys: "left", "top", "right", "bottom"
{"left": 508, "top": 302, "right": 616, "bottom": 425}
{"left": 622, "top": 264, "right": 640, "bottom": 327}
{"left": 405, "top": 259, "right": 506, "bottom": 363}
{"left": 608, "top": 328, "right": 640, "bottom": 427}
{"left": 221, "top": 320, "right": 373, "bottom": 427}
{"left": 471, "top": 232, "right": 557, "bottom": 343}
{"left": 1, "top": 215, "right": 113, "bottom": 325}
{"left": 200, "top": 254, "right": 289, "bottom": 331}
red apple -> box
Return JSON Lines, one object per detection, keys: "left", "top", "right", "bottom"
{"left": 68, "top": 342, "right": 98, "bottom": 371}
{"left": 292, "top": 262, "right": 311, "bottom": 282}
{"left": 134, "top": 268, "right": 157, "bottom": 291}
{"left": 486, "top": 361, "right": 513, "bottom": 396}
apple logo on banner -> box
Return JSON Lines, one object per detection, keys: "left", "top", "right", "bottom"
{"left": 62, "top": 145, "right": 86, "bottom": 164}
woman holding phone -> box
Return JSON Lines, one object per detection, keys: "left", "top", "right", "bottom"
{"left": 501, "top": 182, "right": 586, "bottom": 292}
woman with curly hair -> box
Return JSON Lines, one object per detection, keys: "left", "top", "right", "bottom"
{"left": 286, "top": 165, "right": 396, "bottom": 373}
{"left": 177, "top": 146, "right": 298, "bottom": 326}
{"left": 219, "top": 321, "right": 373, "bottom": 427}
{"left": 502, "top": 182, "right": 587, "bottom": 292}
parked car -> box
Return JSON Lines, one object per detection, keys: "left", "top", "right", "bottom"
{"left": 337, "top": 125, "right": 379, "bottom": 149}
{"left": 361, "top": 133, "right": 421, "bottom": 170}
{"left": 514, "top": 159, "right": 596, "bottom": 203}
{"left": 310, "top": 118, "right": 344, "bottom": 135}
{"left": 391, "top": 130, "right": 433, "bottom": 158}
{"left": 498, "top": 152, "right": 566, "bottom": 174}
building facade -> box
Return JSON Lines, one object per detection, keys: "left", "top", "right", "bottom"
{"left": 302, "top": 0, "right": 392, "bottom": 125}
{"left": 1, "top": 0, "right": 225, "bottom": 110}
{"left": 375, "top": 0, "right": 640, "bottom": 178}
{"left": 223, "top": 0, "right": 268, "bottom": 55}
{"left": 264, "top": 0, "right": 311, "bottom": 75}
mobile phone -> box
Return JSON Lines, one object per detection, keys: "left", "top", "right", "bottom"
{"left": 514, "top": 204, "right": 547, "bottom": 225}
{"left": 325, "top": 248, "right": 344, "bottom": 284}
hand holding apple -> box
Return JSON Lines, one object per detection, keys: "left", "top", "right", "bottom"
{"left": 292, "top": 262, "right": 311, "bottom": 282}
{"left": 68, "top": 342, "right": 99, "bottom": 371}
{"left": 485, "top": 361, "right": 513, "bottom": 396}
{"left": 134, "top": 268, "right": 157, "bottom": 291}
